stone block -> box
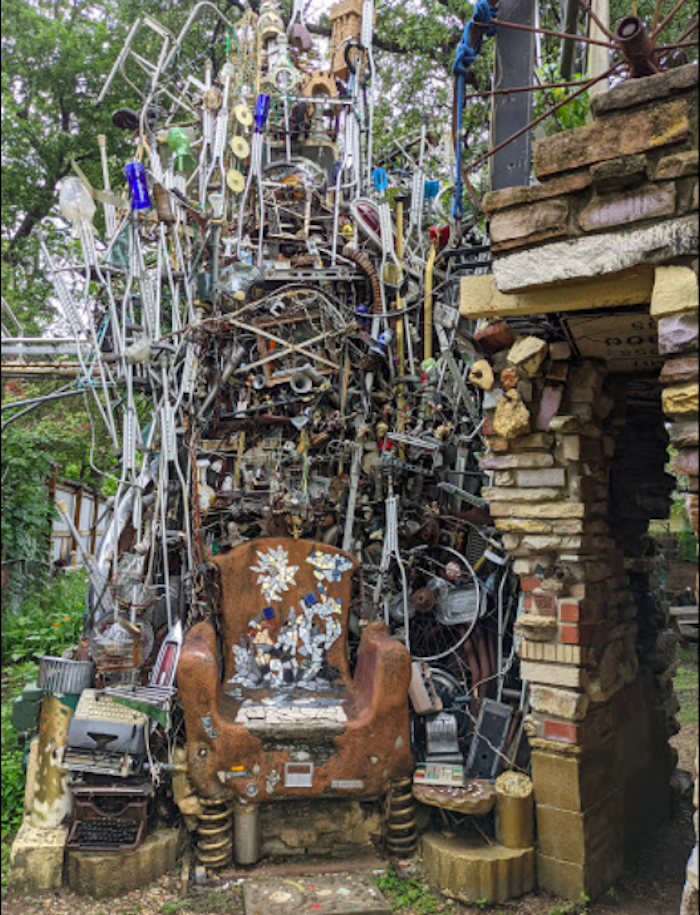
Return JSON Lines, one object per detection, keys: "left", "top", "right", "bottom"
{"left": 536, "top": 790, "right": 623, "bottom": 867}
{"left": 491, "top": 217, "right": 697, "bottom": 294}
{"left": 483, "top": 171, "right": 591, "bottom": 213}
{"left": 510, "top": 433, "right": 555, "bottom": 450}
{"left": 488, "top": 501, "right": 586, "bottom": 519}
{"left": 519, "top": 661, "right": 586, "bottom": 689}
{"left": 663, "top": 382, "right": 699, "bottom": 416}
{"left": 421, "top": 833, "right": 535, "bottom": 904}
{"left": 536, "top": 845, "right": 624, "bottom": 901}
{"left": 514, "top": 615, "right": 558, "bottom": 641}
{"left": 654, "top": 149, "right": 699, "bottom": 181}
{"left": 530, "top": 685, "right": 589, "bottom": 721}
{"left": 480, "top": 452, "right": 554, "bottom": 470}
{"left": 483, "top": 486, "right": 562, "bottom": 503}
{"left": 542, "top": 720, "right": 581, "bottom": 745}
{"left": 536, "top": 385, "right": 564, "bottom": 430}
{"left": 660, "top": 357, "right": 699, "bottom": 385}
{"left": 590, "top": 63, "right": 698, "bottom": 118}
{"left": 531, "top": 746, "right": 618, "bottom": 812}
{"left": 673, "top": 448, "right": 699, "bottom": 477}
{"left": 490, "top": 199, "right": 569, "bottom": 250}
{"left": 494, "top": 390, "right": 531, "bottom": 439}
{"left": 658, "top": 314, "right": 699, "bottom": 355}
{"left": 513, "top": 467, "right": 566, "bottom": 488}
{"left": 66, "top": 828, "right": 179, "bottom": 898}
{"left": 507, "top": 336, "right": 548, "bottom": 375}
{"left": 590, "top": 154, "right": 648, "bottom": 191}
{"left": 7, "top": 822, "right": 68, "bottom": 894}
{"left": 550, "top": 341, "right": 572, "bottom": 361}
{"left": 534, "top": 98, "right": 690, "bottom": 178}
{"left": 650, "top": 265, "right": 699, "bottom": 319}
{"left": 496, "top": 519, "right": 553, "bottom": 534}
{"left": 578, "top": 183, "right": 675, "bottom": 233}
{"left": 519, "top": 641, "right": 586, "bottom": 667}
{"left": 474, "top": 320, "right": 515, "bottom": 354}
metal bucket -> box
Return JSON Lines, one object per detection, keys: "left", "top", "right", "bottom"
{"left": 435, "top": 584, "right": 482, "bottom": 626}
{"left": 38, "top": 656, "right": 94, "bottom": 695}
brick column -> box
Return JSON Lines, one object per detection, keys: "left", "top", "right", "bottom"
{"left": 479, "top": 354, "right": 644, "bottom": 898}
{"left": 649, "top": 266, "right": 699, "bottom": 915}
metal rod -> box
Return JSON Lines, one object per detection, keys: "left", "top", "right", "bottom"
{"left": 653, "top": 0, "right": 690, "bottom": 38}
{"left": 652, "top": 0, "right": 664, "bottom": 32}
{"left": 464, "top": 76, "right": 601, "bottom": 101}
{"left": 491, "top": 17, "right": 617, "bottom": 49}
{"left": 656, "top": 38, "right": 700, "bottom": 50}
{"left": 463, "top": 61, "right": 621, "bottom": 175}
{"left": 576, "top": 0, "right": 616, "bottom": 39}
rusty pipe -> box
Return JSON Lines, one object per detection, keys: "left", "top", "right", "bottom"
{"left": 473, "top": 623, "right": 491, "bottom": 699}
{"left": 616, "top": 15, "right": 660, "bottom": 77}
{"left": 342, "top": 244, "right": 382, "bottom": 314}
{"left": 463, "top": 635, "right": 481, "bottom": 697}
{"left": 486, "top": 627, "right": 498, "bottom": 699}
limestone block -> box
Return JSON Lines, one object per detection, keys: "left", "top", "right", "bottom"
{"left": 496, "top": 519, "right": 553, "bottom": 533}
{"left": 483, "top": 486, "right": 562, "bottom": 502}
{"left": 488, "top": 501, "right": 586, "bottom": 519}
{"left": 578, "top": 183, "right": 675, "bottom": 233}
{"left": 507, "top": 336, "right": 548, "bottom": 376}
{"left": 590, "top": 63, "right": 698, "bottom": 118}
{"left": 663, "top": 382, "right": 699, "bottom": 416}
{"left": 494, "top": 390, "right": 531, "bottom": 439}
{"left": 510, "top": 433, "right": 555, "bottom": 450}
{"left": 66, "top": 828, "right": 179, "bottom": 898}
{"left": 492, "top": 216, "right": 698, "bottom": 294}
{"left": 483, "top": 171, "right": 591, "bottom": 213}
{"left": 7, "top": 822, "right": 68, "bottom": 894}
{"left": 468, "top": 359, "right": 495, "bottom": 390}
{"left": 657, "top": 314, "right": 699, "bottom": 356}
{"left": 536, "top": 847, "right": 624, "bottom": 901}
{"left": 651, "top": 265, "right": 699, "bottom": 319}
{"left": 490, "top": 198, "right": 569, "bottom": 249}
{"left": 480, "top": 452, "right": 554, "bottom": 470}
{"left": 514, "top": 467, "right": 566, "bottom": 488}
{"left": 654, "top": 150, "right": 699, "bottom": 181}
{"left": 536, "top": 789, "right": 623, "bottom": 866}
{"left": 520, "top": 661, "right": 587, "bottom": 689}
{"left": 590, "top": 154, "right": 647, "bottom": 191}
{"left": 585, "top": 639, "right": 639, "bottom": 703}
{"left": 514, "top": 615, "right": 558, "bottom": 642}
{"left": 421, "top": 833, "right": 535, "bottom": 904}
{"left": 530, "top": 685, "right": 589, "bottom": 721}
{"left": 534, "top": 98, "right": 690, "bottom": 178}
{"left": 660, "top": 357, "right": 700, "bottom": 385}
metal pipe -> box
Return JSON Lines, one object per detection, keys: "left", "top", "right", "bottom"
{"left": 491, "top": 17, "right": 616, "bottom": 49}
{"left": 616, "top": 15, "right": 660, "bottom": 77}
{"left": 561, "top": 0, "right": 582, "bottom": 77}
{"left": 233, "top": 802, "right": 261, "bottom": 865}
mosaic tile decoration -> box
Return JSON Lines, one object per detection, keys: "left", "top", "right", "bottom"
{"left": 306, "top": 550, "right": 355, "bottom": 583}
{"left": 251, "top": 545, "right": 299, "bottom": 603}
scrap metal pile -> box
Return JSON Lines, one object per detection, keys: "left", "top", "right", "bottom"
{"left": 38, "top": 0, "right": 526, "bottom": 805}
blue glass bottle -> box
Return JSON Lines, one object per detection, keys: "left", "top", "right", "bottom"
{"left": 125, "top": 161, "right": 151, "bottom": 210}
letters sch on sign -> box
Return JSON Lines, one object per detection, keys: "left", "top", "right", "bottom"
{"left": 562, "top": 312, "right": 664, "bottom": 373}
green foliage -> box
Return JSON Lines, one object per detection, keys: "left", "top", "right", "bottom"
{"left": 1, "top": 569, "right": 87, "bottom": 664}
{"left": 677, "top": 527, "right": 699, "bottom": 564}
{"left": 546, "top": 893, "right": 592, "bottom": 915}
{"left": 375, "top": 868, "right": 444, "bottom": 913}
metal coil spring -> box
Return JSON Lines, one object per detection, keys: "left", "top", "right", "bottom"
{"left": 384, "top": 777, "right": 417, "bottom": 857}
{"left": 196, "top": 797, "right": 234, "bottom": 869}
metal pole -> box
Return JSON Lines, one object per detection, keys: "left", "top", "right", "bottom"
{"left": 587, "top": 0, "right": 611, "bottom": 101}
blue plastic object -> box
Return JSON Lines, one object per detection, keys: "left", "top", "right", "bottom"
{"left": 424, "top": 180, "right": 440, "bottom": 200}
{"left": 372, "top": 168, "right": 388, "bottom": 195}
{"left": 125, "top": 161, "right": 151, "bottom": 210}
{"left": 254, "top": 93, "right": 271, "bottom": 130}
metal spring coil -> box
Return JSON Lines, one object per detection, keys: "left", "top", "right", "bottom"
{"left": 195, "top": 797, "right": 234, "bottom": 869}
{"left": 384, "top": 777, "right": 417, "bottom": 856}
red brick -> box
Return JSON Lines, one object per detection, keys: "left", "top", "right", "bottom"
{"left": 533, "top": 591, "right": 557, "bottom": 616}
{"left": 559, "top": 601, "right": 581, "bottom": 623}
{"left": 474, "top": 321, "right": 515, "bottom": 355}
{"left": 543, "top": 720, "right": 580, "bottom": 744}
{"left": 523, "top": 594, "right": 533, "bottom": 612}
{"left": 520, "top": 578, "right": 541, "bottom": 593}
{"left": 483, "top": 415, "right": 497, "bottom": 437}
{"left": 561, "top": 623, "right": 602, "bottom": 645}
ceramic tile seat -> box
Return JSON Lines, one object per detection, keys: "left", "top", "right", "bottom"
{"left": 178, "top": 537, "right": 413, "bottom": 802}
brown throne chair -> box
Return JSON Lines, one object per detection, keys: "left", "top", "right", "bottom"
{"left": 178, "top": 538, "right": 412, "bottom": 808}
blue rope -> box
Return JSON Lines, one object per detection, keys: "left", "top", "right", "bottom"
{"left": 452, "top": 0, "right": 498, "bottom": 219}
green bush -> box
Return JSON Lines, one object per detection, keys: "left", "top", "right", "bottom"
{"left": 1, "top": 568, "right": 87, "bottom": 665}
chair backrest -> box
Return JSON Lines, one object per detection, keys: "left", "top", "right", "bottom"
{"left": 211, "top": 538, "right": 359, "bottom": 691}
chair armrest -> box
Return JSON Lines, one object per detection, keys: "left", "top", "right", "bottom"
{"left": 350, "top": 620, "right": 411, "bottom": 717}
{"left": 178, "top": 621, "right": 222, "bottom": 722}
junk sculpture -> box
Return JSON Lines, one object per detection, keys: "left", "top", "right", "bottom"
{"left": 28, "top": 0, "right": 526, "bottom": 869}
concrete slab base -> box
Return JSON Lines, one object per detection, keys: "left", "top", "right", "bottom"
{"left": 7, "top": 821, "right": 68, "bottom": 894}
{"left": 421, "top": 832, "right": 536, "bottom": 904}
{"left": 243, "top": 873, "right": 391, "bottom": 914}
{"left": 66, "top": 827, "right": 179, "bottom": 898}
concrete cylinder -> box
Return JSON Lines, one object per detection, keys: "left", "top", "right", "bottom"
{"left": 494, "top": 771, "right": 534, "bottom": 849}
{"left": 234, "top": 802, "right": 261, "bottom": 865}
{"left": 31, "top": 695, "right": 74, "bottom": 827}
